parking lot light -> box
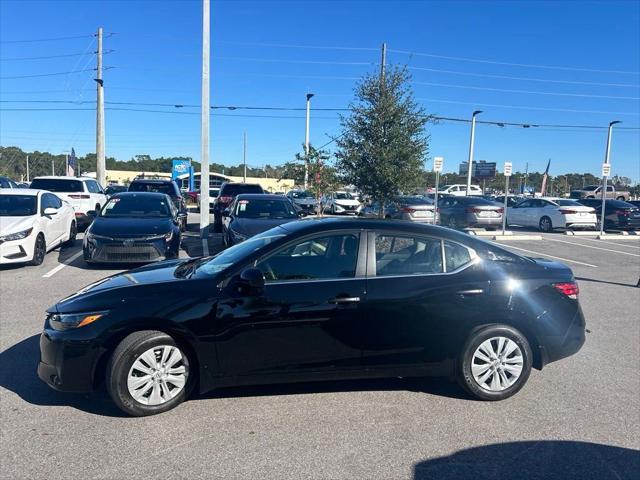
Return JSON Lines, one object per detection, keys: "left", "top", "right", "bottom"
{"left": 465, "top": 110, "right": 482, "bottom": 196}
{"left": 600, "top": 120, "right": 621, "bottom": 236}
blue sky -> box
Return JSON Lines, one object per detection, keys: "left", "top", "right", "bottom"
{"left": 1, "top": 0, "right": 639, "bottom": 181}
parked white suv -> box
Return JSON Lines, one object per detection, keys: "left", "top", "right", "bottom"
{"left": 29, "top": 176, "right": 107, "bottom": 228}
{"left": 439, "top": 184, "right": 483, "bottom": 196}
{"left": 321, "top": 191, "right": 362, "bottom": 215}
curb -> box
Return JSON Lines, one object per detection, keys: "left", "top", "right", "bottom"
{"left": 492, "top": 235, "right": 543, "bottom": 241}
{"left": 596, "top": 234, "right": 640, "bottom": 240}
{"left": 565, "top": 230, "right": 600, "bottom": 236}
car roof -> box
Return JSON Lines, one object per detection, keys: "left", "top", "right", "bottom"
{"left": 32, "top": 176, "right": 91, "bottom": 181}
{"left": 221, "top": 182, "right": 262, "bottom": 187}
{"left": 130, "top": 178, "right": 175, "bottom": 184}
{"left": 0, "top": 188, "right": 42, "bottom": 196}
{"left": 111, "top": 191, "right": 169, "bottom": 199}
{"left": 235, "top": 193, "right": 285, "bottom": 201}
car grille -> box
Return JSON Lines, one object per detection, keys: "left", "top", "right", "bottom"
{"left": 95, "top": 243, "right": 162, "bottom": 262}
{"left": 340, "top": 205, "right": 358, "bottom": 211}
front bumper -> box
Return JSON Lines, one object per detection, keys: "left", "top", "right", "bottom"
{"left": 0, "top": 236, "right": 35, "bottom": 264}
{"left": 84, "top": 236, "right": 174, "bottom": 263}
{"left": 37, "top": 329, "right": 102, "bottom": 393}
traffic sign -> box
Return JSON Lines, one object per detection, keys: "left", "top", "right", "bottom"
{"left": 433, "top": 156, "right": 444, "bottom": 173}
{"left": 602, "top": 163, "right": 611, "bottom": 177}
{"left": 504, "top": 162, "right": 513, "bottom": 177}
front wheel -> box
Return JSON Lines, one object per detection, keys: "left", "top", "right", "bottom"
{"left": 539, "top": 216, "right": 553, "bottom": 232}
{"left": 29, "top": 234, "right": 46, "bottom": 266}
{"left": 457, "top": 325, "right": 532, "bottom": 401}
{"left": 447, "top": 215, "right": 458, "bottom": 229}
{"left": 616, "top": 196, "right": 625, "bottom": 201}
{"left": 106, "top": 331, "right": 193, "bottom": 417}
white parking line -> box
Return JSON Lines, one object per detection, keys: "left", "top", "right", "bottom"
{"left": 544, "top": 237, "right": 640, "bottom": 257}
{"left": 202, "top": 239, "right": 209, "bottom": 257}
{"left": 571, "top": 237, "right": 640, "bottom": 249}
{"left": 504, "top": 245, "right": 598, "bottom": 268}
{"left": 42, "top": 251, "right": 84, "bottom": 278}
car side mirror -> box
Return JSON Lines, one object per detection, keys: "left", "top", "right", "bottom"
{"left": 43, "top": 207, "right": 58, "bottom": 216}
{"left": 86, "top": 210, "right": 97, "bottom": 217}
{"left": 222, "top": 208, "right": 230, "bottom": 217}
{"left": 230, "top": 268, "right": 265, "bottom": 296}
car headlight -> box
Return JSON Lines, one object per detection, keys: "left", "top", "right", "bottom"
{"left": 86, "top": 232, "right": 112, "bottom": 241}
{"left": 146, "top": 231, "right": 174, "bottom": 241}
{"left": 48, "top": 310, "right": 108, "bottom": 331}
{"left": 0, "top": 227, "right": 33, "bottom": 242}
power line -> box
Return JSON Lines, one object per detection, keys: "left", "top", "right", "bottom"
{"left": 218, "top": 41, "right": 378, "bottom": 52}
{"left": 0, "top": 50, "right": 113, "bottom": 62}
{"left": 0, "top": 33, "right": 99, "bottom": 44}
{"left": 407, "top": 66, "right": 640, "bottom": 88}
{"left": 0, "top": 67, "right": 110, "bottom": 80}
{"left": 389, "top": 48, "right": 640, "bottom": 76}
{"left": 213, "top": 55, "right": 374, "bottom": 66}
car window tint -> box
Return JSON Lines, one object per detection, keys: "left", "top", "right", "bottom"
{"left": 41, "top": 193, "right": 59, "bottom": 212}
{"left": 129, "top": 182, "right": 175, "bottom": 196}
{"left": 375, "top": 234, "right": 443, "bottom": 276}
{"left": 86, "top": 181, "right": 102, "bottom": 193}
{"left": 30, "top": 179, "right": 84, "bottom": 192}
{"left": 444, "top": 241, "right": 473, "bottom": 271}
{"left": 256, "top": 234, "right": 359, "bottom": 281}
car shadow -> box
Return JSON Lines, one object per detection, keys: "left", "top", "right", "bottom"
{"left": 0, "top": 334, "right": 127, "bottom": 417}
{"left": 413, "top": 440, "right": 640, "bottom": 480}
{"left": 576, "top": 276, "right": 640, "bottom": 289}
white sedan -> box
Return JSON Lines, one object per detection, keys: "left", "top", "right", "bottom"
{"left": 507, "top": 197, "right": 597, "bottom": 232}
{"left": 0, "top": 189, "right": 77, "bottom": 266}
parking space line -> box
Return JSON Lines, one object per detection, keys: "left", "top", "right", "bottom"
{"left": 504, "top": 245, "right": 598, "bottom": 268}
{"left": 544, "top": 237, "right": 640, "bottom": 257}
{"left": 570, "top": 237, "right": 640, "bottom": 249}
{"left": 42, "top": 251, "right": 84, "bottom": 278}
{"left": 202, "top": 239, "right": 209, "bottom": 257}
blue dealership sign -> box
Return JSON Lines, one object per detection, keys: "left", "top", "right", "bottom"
{"left": 172, "top": 159, "right": 193, "bottom": 190}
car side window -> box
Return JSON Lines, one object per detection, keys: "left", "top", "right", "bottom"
{"left": 255, "top": 233, "right": 359, "bottom": 282}
{"left": 50, "top": 195, "right": 62, "bottom": 208}
{"left": 85, "top": 181, "right": 100, "bottom": 194}
{"left": 606, "top": 186, "right": 614, "bottom": 192}
{"left": 374, "top": 234, "right": 443, "bottom": 276}
{"left": 444, "top": 241, "right": 473, "bottom": 272}
{"left": 40, "top": 193, "right": 58, "bottom": 213}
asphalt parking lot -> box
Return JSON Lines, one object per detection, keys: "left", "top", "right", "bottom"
{"left": 1, "top": 213, "right": 639, "bottom": 480}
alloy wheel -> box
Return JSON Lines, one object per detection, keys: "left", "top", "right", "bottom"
{"left": 539, "top": 217, "right": 552, "bottom": 232}
{"left": 127, "top": 345, "right": 188, "bottom": 406}
{"left": 471, "top": 337, "right": 524, "bottom": 392}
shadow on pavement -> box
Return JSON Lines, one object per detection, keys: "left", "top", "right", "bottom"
{"left": 0, "top": 334, "right": 126, "bottom": 417}
{"left": 576, "top": 276, "right": 640, "bottom": 289}
{"left": 413, "top": 440, "right": 640, "bottom": 480}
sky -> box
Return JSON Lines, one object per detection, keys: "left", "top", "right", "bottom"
{"left": 1, "top": 0, "right": 639, "bottom": 181}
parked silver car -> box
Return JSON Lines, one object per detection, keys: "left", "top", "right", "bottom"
{"left": 438, "top": 196, "right": 503, "bottom": 229}
{"left": 360, "top": 196, "right": 437, "bottom": 223}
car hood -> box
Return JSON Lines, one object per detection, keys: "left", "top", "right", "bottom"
{"left": 231, "top": 217, "right": 297, "bottom": 236}
{"left": 293, "top": 198, "right": 317, "bottom": 204}
{"left": 50, "top": 258, "right": 190, "bottom": 313}
{"left": 0, "top": 215, "right": 35, "bottom": 236}
{"left": 334, "top": 199, "right": 360, "bottom": 206}
{"left": 89, "top": 216, "right": 174, "bottom": 237}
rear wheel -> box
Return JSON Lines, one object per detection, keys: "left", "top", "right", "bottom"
{"left": 106, "top": 331, "right": 193, "bottom": 416}
{"left": 29, "top": 234, "right": 46, "bottom": 266}
{"left": 539, "top": 216, "right": 553, "bottom": 232}
{"left": 457, "top": 324, "right": 532, "bottom": 401}
{"left": 616, "top": 196, "right": 625, "bottom": 201}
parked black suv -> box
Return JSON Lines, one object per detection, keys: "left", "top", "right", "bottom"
{"left": 128, "top": 177, "right": 188, "bottom": 231}
{"left": 213, "top": 182, "right": 264, "bottom": 232}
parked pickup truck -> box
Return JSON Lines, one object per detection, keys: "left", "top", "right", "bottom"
{"left": 570, "top": 185, "right": 630, "bottom": 201}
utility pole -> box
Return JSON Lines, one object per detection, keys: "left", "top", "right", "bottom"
{"left": 200, "top": 0, "right": 211, "bottom": 236}
{"left": 243, "top": 132, "right": 247, "bottom": 183}
{"left": 380, "top": 42, "right": 387, "bottom": 81}
{"left": 65, "top": 154, "right": 69, "bottom": 176}
{"left": 600, "top": 120, "right": 621, "bottom": 235}
{"left": 26, "top": 155, "right": 30, "bottom": 182}
{"left": 304, "top": 93, "right": 314, "bottom": 189}
{"left": 95, "top": 27, "right": 106, "bottom": 188}
{"left": 51, "top": 159, "right": 55, "bottom": 176}
{"left": 465, "top": 110, "right": 482, "bottom": 196}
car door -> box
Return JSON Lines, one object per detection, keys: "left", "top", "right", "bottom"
{"left": 40, "top": 193, "right": 65, "bottom": 245}
{"left": 508, "top": 199, "right": 532, "bottom": 226}
{"left": 360, "top": 231, "right": 491, "bottom": 370}
{"left": 213, "top": 231, "right": 367, "bottom": 378}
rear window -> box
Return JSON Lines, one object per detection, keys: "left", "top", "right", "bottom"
{"left": 221, "top": 184, "right": 264, "bottom": 196}
{"left": 556, "top": 200, "right": 582, "bottom": 207}
{"left": 30, "top": 179, "right": 84, "bottom": 192}
{"left": 129, "top": 182, "right": 176, "bottom": 196}
{"left": 459, "top": 197, "right": 496, "bottom": 206}
{"left": 397, "top": 196, "right": 432, "bottom": 205}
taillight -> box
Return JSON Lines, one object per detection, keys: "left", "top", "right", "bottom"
{"left": 615, "top": 209, "right": 630, "bottom": 216}
{"left": 559, "top": 209, "right": 578, "bottom": 215}
{"left": 68, "top": 194, "right": 90, "bottom": 199}
{"left": 553, "top": 282, "right": 579, "bottom": 299}
{"left": 400, "top": 207, "right": 416, "bottom": 213}
{"left": 496, "top": 208, "right": 504, "bottom": 213}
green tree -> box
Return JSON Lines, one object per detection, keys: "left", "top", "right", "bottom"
{"left": 335, "top": 67, "right": 430, "bottom": 216}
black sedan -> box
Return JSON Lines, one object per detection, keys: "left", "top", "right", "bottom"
{"left": 577, "top": 198, "right": 640, "bottom": 230}
{"left": 39, "top": 218, "right": 585, "bottom": 416}
{"left": 222, "top": 193, "right": 302, "bottom": 247}
{"left": 83, "top": 192, "right": 181, "bottom": 263}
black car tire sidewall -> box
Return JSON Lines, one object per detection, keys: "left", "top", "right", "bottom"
{"left": 458, "top": 324, "right": 533, "bottom": 401}
{"left": 539, "top": 216, "right": 552, "bottom": 232}
{"left": 106, "top": 331, "right": 193, "bottom": 417}
{"left": 29, "top": 234, "right": 46, "bottom": 266}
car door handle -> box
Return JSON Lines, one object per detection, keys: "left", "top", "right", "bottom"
{"left": 456, "top": 289, "right": 484, "bottom": 296}
{"left": 328, "top": 297, "right": 361, "bottom": 304}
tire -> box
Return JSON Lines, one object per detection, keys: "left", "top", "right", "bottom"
{"left": 63, "top": 221, "right": 77, "bottom": 247}
{"left": 616, "top": 196, "right": 625, "bottom": 201}
{"left": 29, "top": 234, "right": 46, "bottom": 266}
{"left": 106, "top": 330, "right": 193, "bottom": 417}
{"left": 447, "top": 215, "right": 458, "bottom": 229}
{"left": 457, "top": 324, "right": 533, "bottom": 401}
{"left": 539, "top": 216, "right": 553, "bottom": 232}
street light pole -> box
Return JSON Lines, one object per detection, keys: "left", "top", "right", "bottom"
{"left": 465, "top": 110, "right": 482, "bottom": 196}
{"left": 199, "top": 0, "right": 211, "bottom": 236}
{"left": 304, "top": 93, "right": 314, "bottom": 189}
{"left": 600, "top": 120, "right": 621, "bottom": 236}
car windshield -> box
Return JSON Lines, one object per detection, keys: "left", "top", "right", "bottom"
{"left": 583, "top": 185, "right": 599, "bottom": 190}
{"left": 193, "top": 229, "right": 286, "bottom": 277}
{"left": 235, "top": 199, "right": 298, "bottom": 219}
{"left": 556, "top": 200, "right": 583, "bottom": 207}
{"left": 0, "top": 195, "right": 37, "bottom": 216}
{"left": 222, "top": 184, "right": 263, "bottom": 195}
{"left": 30, "top": 178, "right": 84, "bottom": 192}
{"left": 397, "top": 196, "right": 432, "bottom": 205}
{"left": 334, "top": 192, "right": 353, "bottom": 200}
{"left": 290, "top": 190, "right": 314, "bottom": 199}
{"left": 101, "top": 195, "right": 172, "bottom": 217}
{"left": 129, "top": 182, "right": 176, "bottom": 196}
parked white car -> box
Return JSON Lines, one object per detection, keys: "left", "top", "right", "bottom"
{"left": 0, "top": 189, "right": 77, "bottom": 265}
{"left": 29, "top": 176, "right": 107, "bottom": 228}
{"left": 439, "top": 184, "right": 483, "bottom": 196}
{"left": 321, "top": 191, "right": 362, "bottom": 215}
{"left": 507, "top": 197, "right": 597, "bottom": 232}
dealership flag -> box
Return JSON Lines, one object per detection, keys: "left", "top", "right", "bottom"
{"left": 67, "top": 148, "right": 77, "bottom": 177}
{"left": 540, "top": 159, "right": 551, "bottom": 196}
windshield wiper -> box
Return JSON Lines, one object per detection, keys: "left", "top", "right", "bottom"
{"left": 174, "top": 257, "right": 209, "bottom": 278}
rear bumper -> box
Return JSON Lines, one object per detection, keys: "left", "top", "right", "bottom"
{"left": 468, "top": 216, "right": 503, "bottom": 227}
{"left": 538, "top": 306, "right": 586, "bottom": 368}
{"left": 400, "top": 213, "right": 437, "bottom": 223}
